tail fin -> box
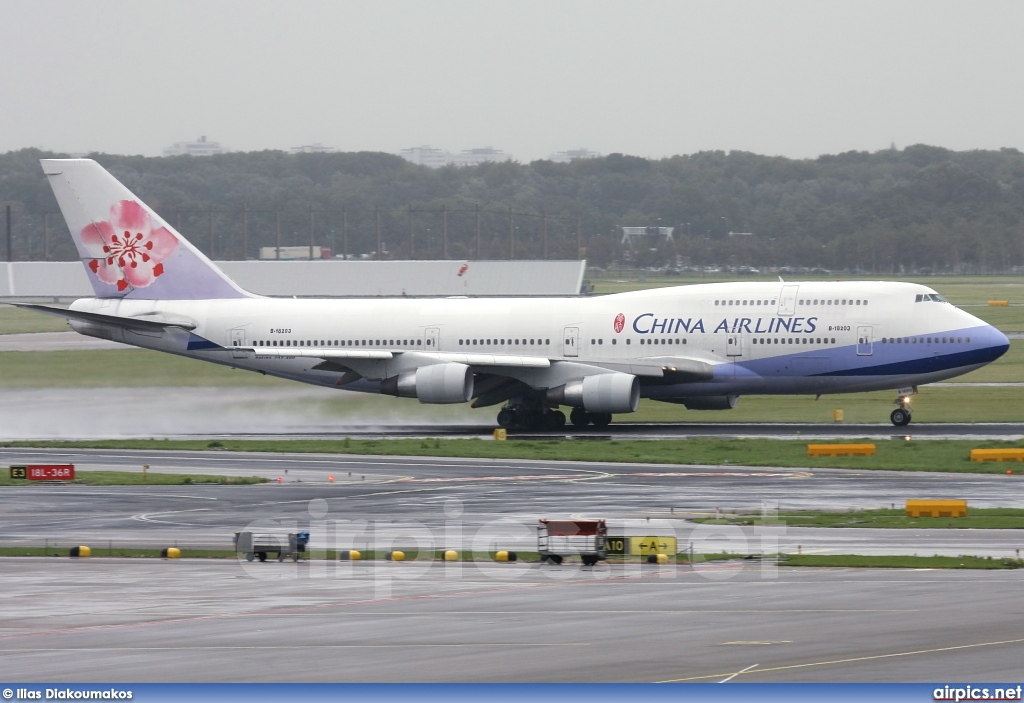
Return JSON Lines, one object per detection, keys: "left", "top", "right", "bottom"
{"left": 41, "top": 159, "right": 251, "bottom": 300}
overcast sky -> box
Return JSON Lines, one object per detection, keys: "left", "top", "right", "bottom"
{"left": 2, "top": 0, "right": 1022, "bottom": 161}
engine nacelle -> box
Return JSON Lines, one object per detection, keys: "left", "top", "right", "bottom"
{"left": 380, "top": 362, "right": 474, "bottom": 404}
{"left": 547, "top": 373, "right": 639, "bottom": 414}
{"left": 680, "top": 395, "right": 738, "bottom": 411}
{"left": 69, "top": 319, "right": 124, "bottom": 343}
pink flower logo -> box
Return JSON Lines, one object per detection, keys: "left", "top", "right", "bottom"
{"left": 613, "top": 313, "right": 625, "bottom": 333}
{"left": 81, "top": 201, "right": 178, "bottom": 292}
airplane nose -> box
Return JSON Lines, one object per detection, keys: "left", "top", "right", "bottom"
{"left": 987, "top": 324, "right": 1010, "bottom": 361}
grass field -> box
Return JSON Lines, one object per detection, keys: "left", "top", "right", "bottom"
{"left": 0, "top": 305, "right": 72, "bottom": 334}
{"left": 2, "top": 276, "right": 1022, "bottom": 424}
{"left": 7, "top": 437, "right": 1024, "bottom": 474}
{"left": 0, "top": 470, "right": 268, "bottom": 486}
{"left": 693, "top": 508, "right": 1024, "bottom": 529}
{"left": 778, "top": 554, "right": 1023, "bottom": 569}
{"left": 0, "top": 344, "right": 1021, "bottom": 422}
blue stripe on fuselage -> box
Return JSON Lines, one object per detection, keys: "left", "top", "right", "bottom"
{"left": 734, "top": 325, "right": 1007, "bottom": 379}
{"left": 186, "top": 334, "right": 222, "bottom": 351}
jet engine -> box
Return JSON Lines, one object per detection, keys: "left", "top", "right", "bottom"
{"left": 547, "top": 373, "right": 639, "bottom": 413}
{"left": 380, "top": 362, "right": 474, "bottom": 404}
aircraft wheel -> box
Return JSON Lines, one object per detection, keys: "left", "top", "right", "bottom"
{"left": 890, "top": 408, "right": 911, "bottom": 427}
{"left": 257, "top": 551, "right": 267, "bottom": 562}
{"left": 569, "top": 407, "right": 589, "bottom": 428}
{"left": 520, "top": 409, "right": 544, "bottom": 430}
{"left": 590, "top": 412, "right": 612, "bottom": 428}
{"left": 496, "top": 407, "right": 515, "bottom": 428}
{"left": 545, "top": 410, "right": 566, "bottom": 429}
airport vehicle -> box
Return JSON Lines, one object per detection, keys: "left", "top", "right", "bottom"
{"left": 537, "top": 519, "right": 608, "bottom": 566}
{"left": 235, "top": 530, "right": 309, "bottom": 562}
{"left": 20, "top": 159, "right": 1010, "bottom": 428}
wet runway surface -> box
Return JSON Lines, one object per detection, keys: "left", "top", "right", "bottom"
{"left": 3, "top": 449, "right": 1024, "bottom": 682}
{"left": 3, "top": 386, "right": 1024, "bottom": 441}
{"left": 2, "top": 558, "right": 1023, "bottom": 682}
{"left": 2, "top": 448, "right": 1022, "bottom": 557}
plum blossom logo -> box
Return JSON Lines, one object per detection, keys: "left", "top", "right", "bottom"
{"left": 81, "top": 200, "right": 178, "bottom": 292}
{"left": 613, "top": 313, "right": 625, "bottom": 333}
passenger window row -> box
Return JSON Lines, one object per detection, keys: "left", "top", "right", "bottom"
{"left": 753, "top": 337, "right": 836, "bottom": 345}
{"left": 715, "top": 299, "right": 777, "bottom": 306}
{"left": 799, "top": 299, "right": 867, "bottom": 306}
{"left": 715, "top": 298, "right": 869, "bottom": 306}
{"left": 639, "top": 338, "right": 687, "bottom": 345}
{"left": 458, "top": 338, "right": 550, "bottom": 346}
{"left": 256, "top": 339, "right": 423, "bottom": 347}
{"left": 882, "top": 336, "right": 969, "bottom": 344}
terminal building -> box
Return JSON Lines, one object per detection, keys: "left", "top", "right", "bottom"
{"left": 162, "top": 136, "right": 227, "bottom": 157}
{"left": 398, "top": 146, "right": 512, "bottom": 168}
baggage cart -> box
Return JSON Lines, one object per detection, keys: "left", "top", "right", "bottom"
{"left": 537, "top": 519, "right": 607, "bottom": 566}
{"left": 235, "top": 530, "right": 309, "bottom": 562}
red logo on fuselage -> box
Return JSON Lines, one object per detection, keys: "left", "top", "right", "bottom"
{"left": 613, "top": 313, "right": 625, "bottom": 333}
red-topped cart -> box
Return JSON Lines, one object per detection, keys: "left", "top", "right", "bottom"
{"left": 537, "top": 519, "right": 608, "bottom": 566}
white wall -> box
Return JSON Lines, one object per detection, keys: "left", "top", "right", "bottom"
{"left": 1, "top": 260, "right": 585, "bottom": 299}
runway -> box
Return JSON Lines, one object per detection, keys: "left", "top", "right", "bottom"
{"left": 2, "top": 557, "right": 1023, "bottom": 682}
{"left": 3, "top": 448, "right": 1024, "bottom": 682}
{"left": 2, "top": 448, "right": 1022, "bottom": 558}
{"left": 3, "top": 386, "right": 1024, "bottom": 441}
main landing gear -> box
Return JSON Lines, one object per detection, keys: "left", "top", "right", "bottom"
{"left": 496, "top": 400, "right": 612, "bottom": 431}
{"left": 569, "top": 407, "right": 612, "bottom": 429}
{"left": 496, "top": 402, "right": 566, "bottom": 431}
{"left": 890, "top": 393, "right": 914, "bottom": 427}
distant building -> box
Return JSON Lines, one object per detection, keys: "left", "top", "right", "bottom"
{"left": 162, "top": 135, "right": 226, "bottom": 157}
{"left": 398, "top": 145, "right": 453, "bottom": 168}
{"left": 450, "top": 147, "right": 510, "bottom": 166}
{"left": 289, "top": 143, "right": 337, "bottom": 154}
{"left": 621, "top": 226, "right": 675, "bottom": 247}
{"left": 549, "top": 148, "right": 602, "bottom": 163}
{"left": 398, "top": 145, "right": 512, "bottom": 168}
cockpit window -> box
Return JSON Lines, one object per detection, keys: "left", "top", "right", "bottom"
{"left": 916, "top": 293, "right": 949, "bottom": 303}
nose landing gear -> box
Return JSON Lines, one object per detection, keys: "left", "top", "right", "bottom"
{"left": 890, "top": 391, "right": 915, "bottom": 426}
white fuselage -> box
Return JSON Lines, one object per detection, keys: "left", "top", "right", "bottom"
{"left": 69, "top": 280, "right": 1009, "bottom": 406}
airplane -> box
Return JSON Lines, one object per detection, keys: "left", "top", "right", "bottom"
{"left": 18, "top": 158, "right": 1010, "bottom": 430}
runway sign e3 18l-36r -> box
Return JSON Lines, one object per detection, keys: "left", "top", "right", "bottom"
{"left": 8, "top": 465, "right": 75, "bottom": 480}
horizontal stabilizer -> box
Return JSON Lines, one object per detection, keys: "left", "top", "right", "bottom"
{"left": 12, "top": 303, "right": 197, "bottom": 332}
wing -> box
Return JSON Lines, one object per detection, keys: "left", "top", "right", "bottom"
{"left": 234, "top": 345, "right": 715, "bottom": 399}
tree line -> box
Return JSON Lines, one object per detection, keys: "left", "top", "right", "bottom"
{"left": 2, "top": 144, "right": 1024, "bottom": 273}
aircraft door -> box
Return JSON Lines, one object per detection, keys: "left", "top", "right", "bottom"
{"left": 857, "top": 325, "right": 873, "bottom": 356}
{"left": 425, "top": 327, "right": 440, "bottom": 351}
{"left": 228, "top": 328, "right": 247, "bottom": 359}
{"left": 778, "top": 285, "right": 799, "bottom": 316}
{"left": 563, "top": 327, "right": 579, "bottom": 357}
{"left": 726, "top": 334, "right": 743, "bottom": 358}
